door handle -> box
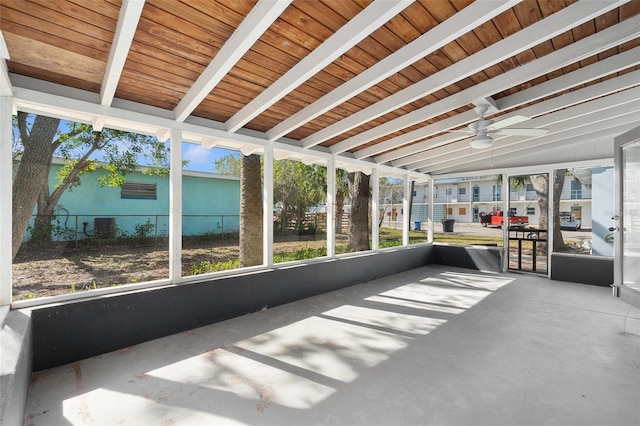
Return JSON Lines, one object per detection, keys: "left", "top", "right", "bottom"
{"left": 608, "top": 226, "right": 619, "bottom": 232}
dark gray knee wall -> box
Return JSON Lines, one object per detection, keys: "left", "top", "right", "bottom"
{"left": 31, "top": 245, "right": 434, "bottom": 371}
{"left": 550, "top": 253, "right": 613, "bottom": 287}
{"left": 5, "top": 244, "right": 617, "bottom": 424}
{"left": 432, "top": 244, "right": 502, "bottom": 272}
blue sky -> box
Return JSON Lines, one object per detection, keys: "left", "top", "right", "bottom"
{"left": 15, "top": 116, "right": 240, "bottom": 174}
{"left": 182, "top": 142, "right": 239, "bottom": 173}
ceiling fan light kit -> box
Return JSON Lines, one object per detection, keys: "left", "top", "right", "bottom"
{"left": 470, "top": 132, "right": 494, "bottom": 149}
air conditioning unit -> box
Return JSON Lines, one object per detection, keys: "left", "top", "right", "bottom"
{"left": 94, "top": 218, "right": 115, "bottom": 239}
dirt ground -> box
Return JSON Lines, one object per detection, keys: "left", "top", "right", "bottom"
{"left": 12, "top": 225, "right": 591, "bottom": 301}
{"left": 12, "top": 236, "right": 335, "bottom": 300}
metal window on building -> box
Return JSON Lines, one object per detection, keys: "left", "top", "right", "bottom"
{"left": 121, "top": 182, "right": 157, "bottom": 199}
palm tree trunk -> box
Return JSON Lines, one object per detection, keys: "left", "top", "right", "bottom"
{"left": 347, "top": 171, "right": 370, "bottom": 251}
{"left": 239, "top": 154, "right": 263, "bottom": 267}
{"left": 335, "top": 189, "right": 344, "bottom": 235}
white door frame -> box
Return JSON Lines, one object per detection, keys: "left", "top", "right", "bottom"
{"left": 613, "top": 126, "right": 640, "bottom": 296}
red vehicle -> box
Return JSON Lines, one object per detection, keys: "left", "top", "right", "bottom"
{"left": 480, "top": 209, "right": 528, "bottom": 228}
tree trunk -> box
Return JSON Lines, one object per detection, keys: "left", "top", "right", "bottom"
{"left": 529, "top": 174, "right": 549, "bottom": 253}
{"left": 347, "top": 171, "right": 370, "bottom": 251}
{"left": 378, "top": 206, "right": 387, "bottom": 227}
{"left": 335, "top": 189, "right": 344, "bottom": 235}
{"left": 12, "top": 114, "right": 60, "bottom": 260}
{"left": 408, "top": 180, "right": 415, "bottom": 226}
{"left": 552, "top": 169, "right": 568, "bottom": 252}
{"left": 31, "top": 180, "right": 55, "bottom": 243}
{"left": 239, "top": 154, "right": 263, "bottom": 267}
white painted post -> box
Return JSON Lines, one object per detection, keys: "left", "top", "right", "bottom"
{"left": 169, "top": 128, "right": 182, "bottom": 283}
{"left": 403, "top": 175, "right": 410, "bottom": 246}
{"left": 547, "top": 168, "right": 554, "bottom": 278}
{"left": 428, "top": 178, "right": 434, "bottom": 243}
{"left": 326, "top": 156, "right": 336, "bottom": 257}
{"left": 469, "top": 180, "right": 473, "bottom": 222}
{"left": 263, "top": 146, "right": 274, "bottom": 267}
{"left": 502, "top": 173, "right": 509, "bottom": 272}
{"left": 372, "top": 168, "right": 379, "bottom": 251}
{"left": 0, "top": 94, "right": 13, "bottom": 307}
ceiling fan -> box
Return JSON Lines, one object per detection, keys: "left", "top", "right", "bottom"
{"left": 458, "top": 105, "right": 549, "bottom": 149}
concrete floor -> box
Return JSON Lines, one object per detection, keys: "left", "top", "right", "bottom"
{"left": 25, "top": 265, "right": 640, "bottom": 426}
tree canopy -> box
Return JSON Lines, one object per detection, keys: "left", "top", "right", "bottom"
{"left": 11, "top": 112, "right": 170, "bottom": 259}
{"left": 213, "top": 153, "right": 327, "bottom": 234}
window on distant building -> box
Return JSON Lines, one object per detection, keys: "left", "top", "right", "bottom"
{"left": 492, "top": 185, "right": 502, "bottom": 201}
{"left": 527, "top": 207, "right": 535, "bottom": 215}
{"left": 446, "top": 207, "right": 453, "bottom": 215}
{"left": 571, "top": 179, "right": 582, "bottom": 199}
{"left": 121, "top": 182, "right": 157, "bottom": 199}
{"left": 458, "top": 187, "right": 466, "bottom": 195}
{"left": 472, "top": 186, "right": 480, "bottom": 202}
{"left": 459, "top": 207, "right": 466, "bottom": 215}
{"left": 446, "top": 188, "right": 453, "bottom": 196}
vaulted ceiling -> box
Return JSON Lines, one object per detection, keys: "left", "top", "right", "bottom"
{"left": 1, "top": 0, "right": 639, "bottom": 177}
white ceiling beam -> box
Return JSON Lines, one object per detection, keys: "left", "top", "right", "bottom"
{"left": 487, "top": 129, "right": 625, "bottom": 170}
{"left": 432, "top": 157, "right": 614, "bottom": 180}
{"left": 428, "top": 108, "right": 639, "bottom": 174}
{"left": 174, "top": 0, "right": 291, "bottom": 122}
{"left": 332, "top": 3, "right": 637, "bottom": 155}
{"left": 496, "top": 46, "right": 640, "bottom": 112}
{"left": 0, "top": 31, "right": 12, "bottom": 97}
{"left": 379, "top": 56, "right": 640, "bottom": 166}
{"left": 409, "top": 87, "right": 640, "bottom": 171}
{"left": 318, "top": 0, "right": 631, "bottom": 153}
{"left": 267, "top": 0, "right": 520, "bottom": 142}
{"left": 100, "top": 0, "right": 145, "bottom": 106}
{"left": 363, "top": 45, "right": 640, "bottom": 162}
{"left": 11, "top": 77, "right": 429, "bottom": 181}
{"left": 359, "top": 110, "right": 479, "bottom": 161}
{"left": 156, "top": 128, "right": 171, "bottom": 142}
{"left": 343, "top": 13, "right": 639, "bottom": 157}
{"left": 391, "top": 71, "right": 640, "bottom": 167}
{"left": 92, "top": 117, "right": 105, "bottom": 132}
{"left": 412, "top": 90, "right": 640, "bottom": 171}
{"left": 226, "top": 0, "right": 413, "bottom": 133}
{"left": 427, "top": 120, "right": 636, "bottom": 176}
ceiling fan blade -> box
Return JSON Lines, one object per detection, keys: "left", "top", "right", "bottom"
{"left": 488, "top": 115, "right": 530, "bottom": 130}
{"left": 493, "top": 128, "right": 549, "bottom": 136}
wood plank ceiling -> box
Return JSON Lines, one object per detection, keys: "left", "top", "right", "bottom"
{"left": 1, "top": 0, "right": 639, "bottom": 177}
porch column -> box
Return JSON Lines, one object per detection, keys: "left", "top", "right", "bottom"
{"left": 0, "top": 44, "right": 13, "bottom": 308}
{"left": 169, "top": 128, "right": 182, "bottom": 283}
{"left": 372, "top": 168, "right": 379, "bottom": 251}
{"left": 263, "top": 146, "right": 274, "bottom": 266}
{"left": 428, "top": 178, "right": 434, "bottom": 243}
{"left": 326, "top": 156, "right": 336, "bottom": 257}
{"left": 502, "top": 173, "right": 509, "bottom": 272}
{"left": 403, "top": 174, "right": 410, "bottom": 246}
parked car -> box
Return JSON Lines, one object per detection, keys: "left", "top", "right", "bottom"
{"left": 560, "top": 212, "right": 581, "bottom": 230}
{"left": 479, "top": 209, "right": 528, "bottom": 228}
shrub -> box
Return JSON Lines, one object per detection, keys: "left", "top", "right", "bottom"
{"left": 133, "top": 219, "right": 155, "bottom": 239}
{"left": 274, "top": 247, "right": 327, "bottom": 262}
{"left": 190, "top": 259, "right": 239, "bottom": 275}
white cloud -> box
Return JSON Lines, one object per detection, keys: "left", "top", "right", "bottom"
{"left": 183, "top": 143, "right": 213, "bottom": 171}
